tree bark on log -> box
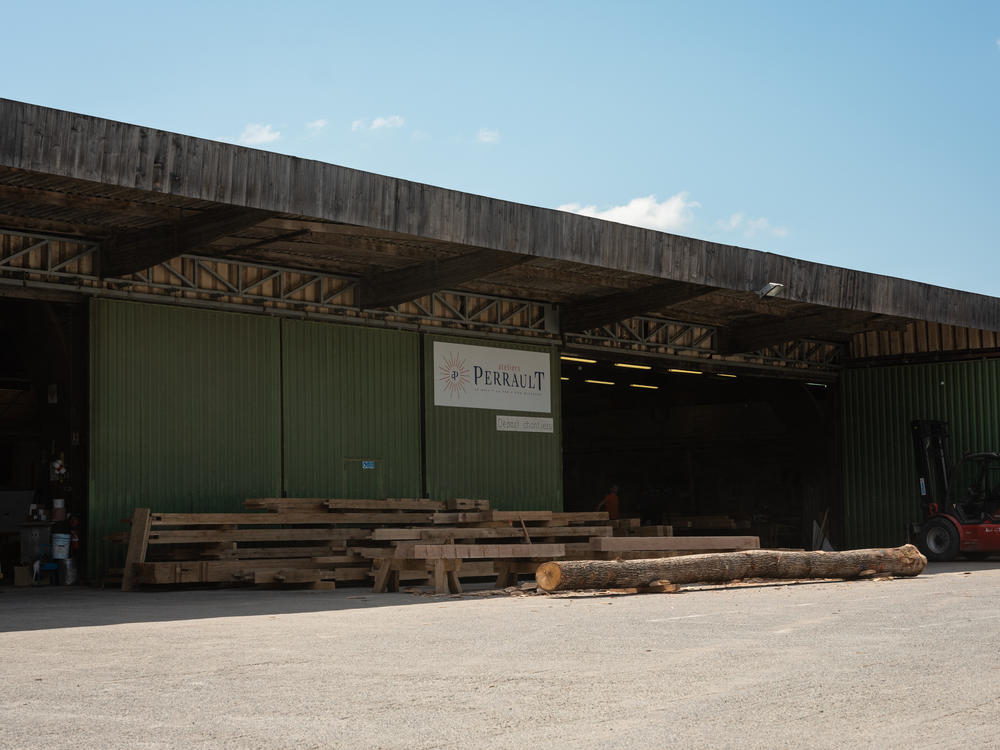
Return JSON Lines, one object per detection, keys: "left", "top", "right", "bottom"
{"left": 535, "top": 545, "right": 927, "bottom": 592}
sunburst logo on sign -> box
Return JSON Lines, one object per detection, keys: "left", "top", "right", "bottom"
{"left": 438, "top": 352, "right": 471, "bottom": 397}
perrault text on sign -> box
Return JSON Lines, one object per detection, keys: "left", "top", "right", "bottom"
{"left": 432, "top": 341, "right": 552, "bottom": 413}
{"left": 473, "top": 366, "right": 546, "bottom": 391}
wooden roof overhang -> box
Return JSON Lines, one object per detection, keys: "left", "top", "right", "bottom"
{"left": 2, "top": 98, "right": 999, "bottom": 366}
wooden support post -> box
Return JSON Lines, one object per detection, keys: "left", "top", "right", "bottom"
{"left": 494, "top": 561, "right": 520, "bottom": 588}
{"left": 373, "top": 559, "right": 394, "bottom": 594}
{"left": 121, "top": 508, "right": 152, "bottom": 592}
{"left": 446, "top": 563, "right": 462, "bottom": 594}
{"left": 432, "top": 559, "right": 449, "bottom": 594}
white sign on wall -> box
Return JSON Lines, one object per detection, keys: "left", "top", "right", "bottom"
{"left": 433, "top": 341, "right": 551, "bottom": 413}
{"left": 496, "top": 415, "right": 554, "bottom": 433}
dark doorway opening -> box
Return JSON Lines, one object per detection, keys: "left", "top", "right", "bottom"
{"left": 560, "top": 358, "right": 839, "bottom": 549}
{"left": 0, "top": 297, "right": 88, "bottom": 584}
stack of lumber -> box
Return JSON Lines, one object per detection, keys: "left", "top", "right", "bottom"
{"left": 356, "top": 511, "right": 759, "bottom": 592}
{"left": 121, "top": 497, "right": 444, "bottom": 591}
{"left": 119, "top": 499, "right": 762, "bottom": 594}
{"left": 354, "top": 509, "right": 614, "bottom": 593}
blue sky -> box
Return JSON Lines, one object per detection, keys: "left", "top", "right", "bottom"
{"left": 5, "top": 1, "right": 999, "bottom": 295}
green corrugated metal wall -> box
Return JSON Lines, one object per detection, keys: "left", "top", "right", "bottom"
{"left": 89, "top": 301, "right": 565, "bottom": 576}
{"left": 281, "top": 319, "right": 422, "bottom": 498}
{"left": 842, "top": 359, "right": 1000, "bottom": 548}
{"left": 88, "top": 299, "right": 282, "bottom": 575}
{"left": 424, "top": 334, "right": 563, "bottom": 511}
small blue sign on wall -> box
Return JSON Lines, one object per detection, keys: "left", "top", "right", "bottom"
{"left": 361, "top": 460, "right": 376, "bottom": 470}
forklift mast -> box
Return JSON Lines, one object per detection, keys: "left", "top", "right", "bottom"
{"left": 910, "top": 420, "right": 951, "bottom": 517}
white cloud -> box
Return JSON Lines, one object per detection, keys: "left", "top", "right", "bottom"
{"left": 353, "top": 115, "right": 406, "bottom": 132}
{"left": 717, "top": 212, "right": 788, "bottom": 239}
{"left": 237, "top": 123, "right": 281, "bottom": 146}
{"left": 718, "top": 212, "right": 744, "bottom": 231}
{"left": 411, "top": 130, "right": 430, "bottom": 142}
{"left": 477, "top": 128, "right": 500, "bottom": 144}
{"left": 305, "top": 119, "right": 327, "bottom": 133}
{"left": 558, "top": 192, "right": 700, "bottom": 232}
{"left": 371, "top": 115, "right": 405, "bottom": 129}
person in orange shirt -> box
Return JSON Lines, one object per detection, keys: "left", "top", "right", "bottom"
{"left": 597, "top": 484, "right": 620, "bottom": 520}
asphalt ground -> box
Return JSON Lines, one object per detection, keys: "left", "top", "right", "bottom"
{"left": 2, "top": 561, "right": 999, "bottom": 749}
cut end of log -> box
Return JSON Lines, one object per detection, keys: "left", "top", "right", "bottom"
{"left": 896, "top": 543, "right": 928, "bottom": 575}
{"left": 535, "top": 561, "right": 562, "bottom": 591}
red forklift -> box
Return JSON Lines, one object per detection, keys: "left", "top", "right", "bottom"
{"left": 910, "top": 420, "right": 1000, "bottom": 561}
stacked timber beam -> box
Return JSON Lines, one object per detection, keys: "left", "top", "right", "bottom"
{"left": 356, "top": 508, "right": 614, "bottom": 593}
{"left": 120, "top": 498, "right": 763, "bottom": 593}
{"left": 121, "top": 498, "right": 444, "bottom": 591}
{"left": 587, "top": 535, "right": 760, "bottom": 560}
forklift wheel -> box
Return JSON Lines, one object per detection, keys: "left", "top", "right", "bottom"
{"left": 920, "top": 517, "right": 960, "bottom": 562}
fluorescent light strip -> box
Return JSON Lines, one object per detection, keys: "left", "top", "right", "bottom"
{"left": 668, "top": 368, "right": 703, "bottom": 375}
{"left": 584, "top": 379, "right": 614, "bottom": 386}
{"left": 614, "top": 362, "right": 651, "bottom": 370}
{"left": 630, "top": 384, "right": 658, "bottom": 390}
{"left": 560, "top": 377, "right": 570, "bottom": 381}
{"left": 717, "top": 373, "right": 737, "bottom": 379}
{"left": 560, "top": 355, "right": 597, "bottom": 364}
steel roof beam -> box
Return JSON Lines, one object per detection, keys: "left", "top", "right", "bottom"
{"left": 357, "top": 248, "right": 530, "bottom": 309}
{"left": 718, "top": 309, "right": 874, "bottom": 355}
{"left": 560, "top": 282, "right": 715, "bottom": 333}
{"left": 98, "top": 206, "right": 271, "bottom": 278}
{"left": 0, "top": 183, "right": 189, "bottom": 221}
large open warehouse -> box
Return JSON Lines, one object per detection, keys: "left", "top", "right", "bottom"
{"left": 2, "top": 98, "right": 1000, "bottom": 582}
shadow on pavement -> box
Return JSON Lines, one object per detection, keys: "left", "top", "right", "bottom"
{"left": 5, "top": 561, "right": 996, "bottom": 633}
{"left": 916, "top": 560, "right": 1000, "bottom": 576}
{"left": 0, "top": 582, "right": 479, "bottom": 633}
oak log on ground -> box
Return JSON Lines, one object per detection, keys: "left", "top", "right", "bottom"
{"left": 535, "top": 545, "right": 927, "bottom": 592}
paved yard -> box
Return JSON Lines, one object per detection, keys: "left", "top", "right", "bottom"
{"left": 2, "top": 561, "right": 999, "bottom": 749}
